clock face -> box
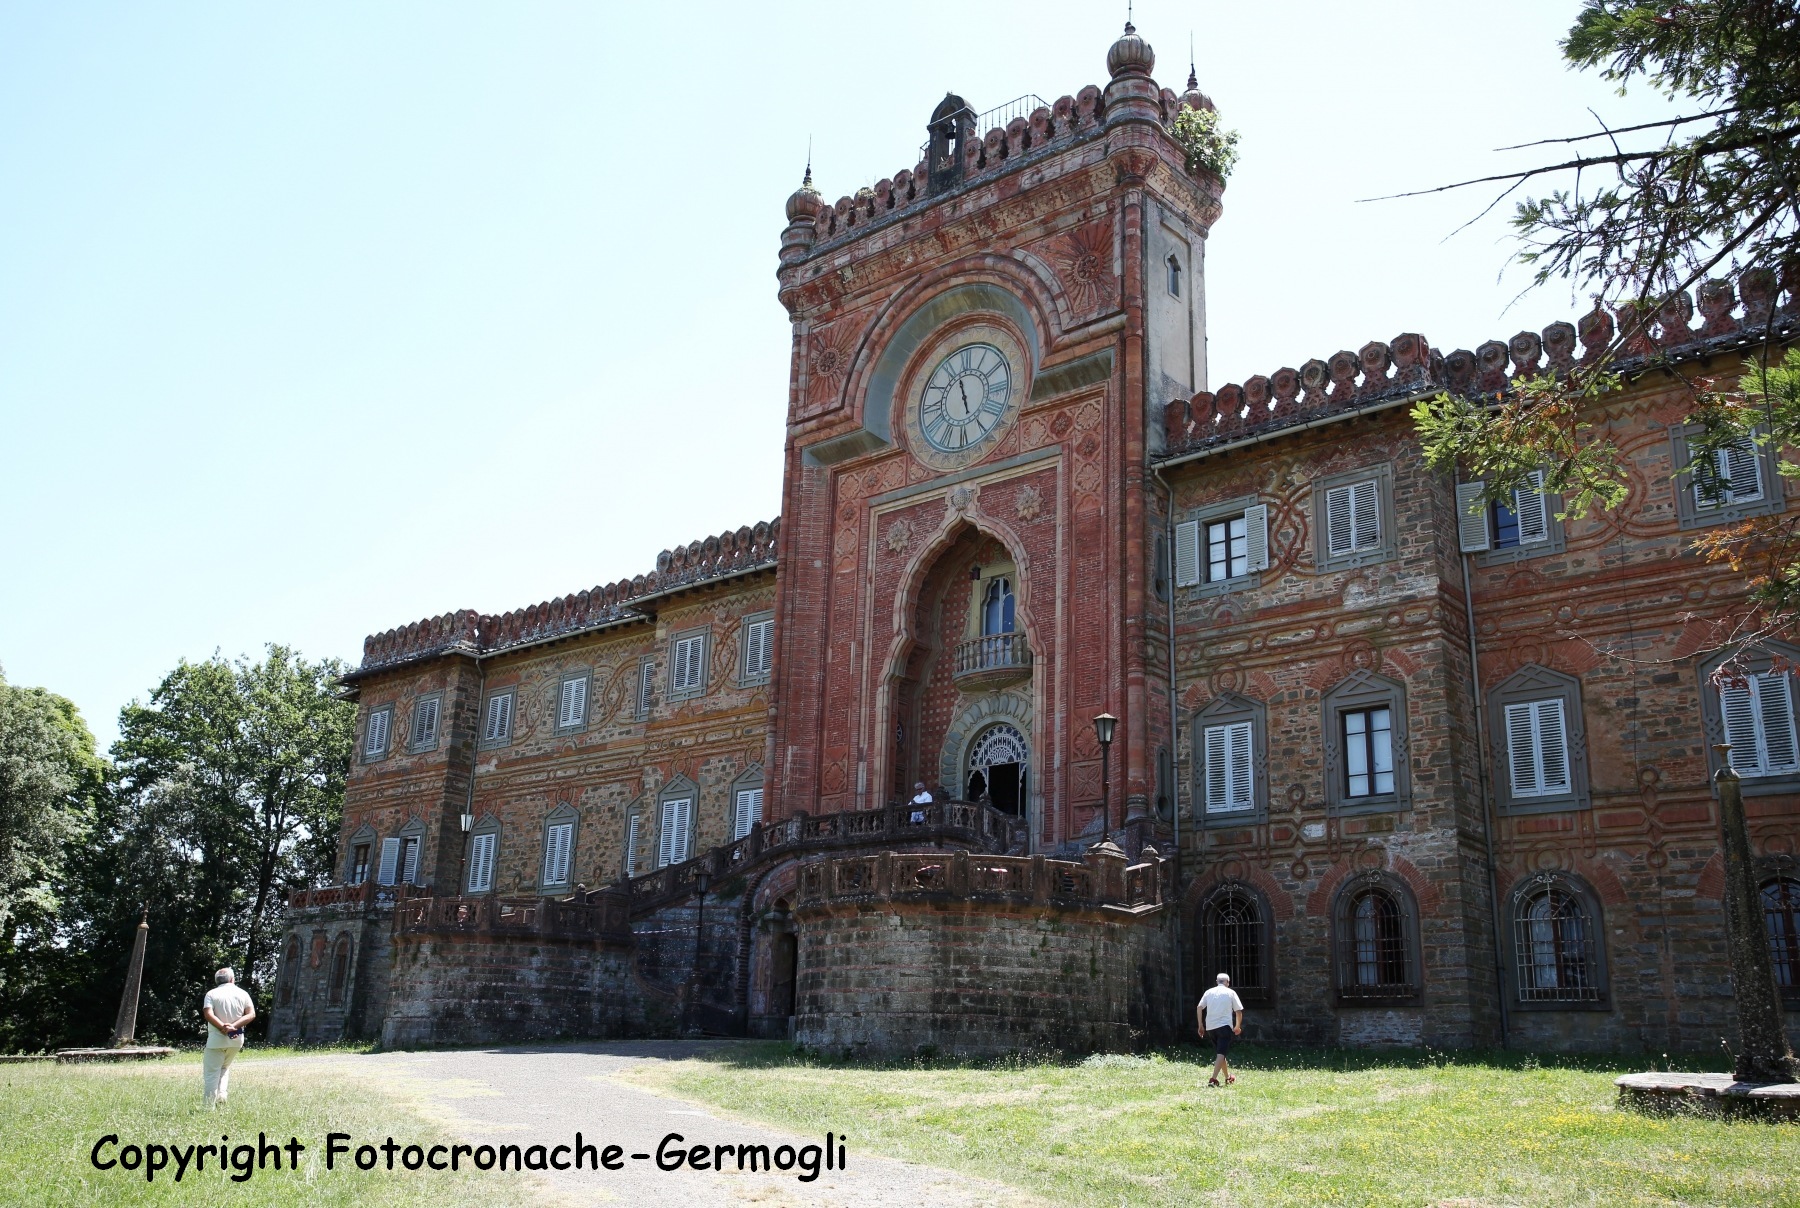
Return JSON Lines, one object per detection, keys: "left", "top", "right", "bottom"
{"left": 919, "top": 344, "right": 1012, "bottom": 454}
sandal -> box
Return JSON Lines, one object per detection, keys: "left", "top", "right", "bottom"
{"left": 1226, "top": 1075, "right": 1236, "bottom": 1085}
{"left": 1208, "top": 1077, "right": 1220, "bottom": 1087}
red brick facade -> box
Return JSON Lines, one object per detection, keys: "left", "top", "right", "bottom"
{"left": 272, "top": 25, "right": 1800, "bottom": 1055}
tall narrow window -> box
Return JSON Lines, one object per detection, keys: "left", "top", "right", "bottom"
{"left": 624, "top": 815, "right": 640, "bottom": 877}
{"left": 1504, "top": 698, "right": 1571, "bottom": 798}
{"left": 671, "top": 633, "right": 707, "bottom": 697}
{"left": 1166, "top": 255, "right": 1182, "bottom": 297}
{"left": 350, "top": 843, "right": 372, "bottom": 885}
{"left": 278, "top": 936, "right": 300, "bottom": 1007}
{"left": 1324, "top": 479, "right": 1381, "bottom": 558}
{"left": 1764, "top": 878, "right": 1800, "bottom": 1000}
{"left": 743, "top": 617, "right": 774, "bottom": 682}
{"left": 1695, "top": 436, "right": 1764, "bottom": 508}
{"left": 1720, "top": 672, "right": 1800, "bottom": 777}
{"left": 1456, "top": 472, "right": 1552, "bottom": 554}
{"left": 557, "top": 675, "right": 589, "bottom": 731}
{"left": 981, "top": 577, "right": 1016, "bottom": 635}
{"left": 482, "top": 692, "right": 514, "bottom": 745}
{"left": 733, "top": 786, "right": 764, "bottom": 840}
{"left": 658, "top": 796, "right": 693, "bottom": 867}
{"left": 1512, "top": 878, "right": 1601, "bottom": 1003}
{"left": 400, "top": 835, "right": 421, "bottom": 885}
{"left": 1200, "top": 887, "right": 1267, "bottom": 998}
{"left": 1206, "top": 515, "right": 1248, "bottom": 583}
{"left": 364, "top": 707, "right": 392, "bottom": 758}
{"left": 638, "top": 659, "right": 656, "bottom": 718}
{"left": 328, "top": 938, "right": 351, "bottom": 1006}
{"left": 1351, "top": 889, "right": 1407, "bottom": 989}
{"left": 409, "top": 696, "right": 440, "bottom": 750}
{"left": 541, "top": 820, "right": 573, "bottom": 886}
{"left": 376, "top": 837, "right": 401, "bottom": 886}
{"left": 1342, "top": 707, "right": 1394, "bottom": 799}
{"left": 467, "top": 831, "right": 497, "bottom": 893}
{"left": 1203, "top": 721, "right": 1254, "bottom": 814}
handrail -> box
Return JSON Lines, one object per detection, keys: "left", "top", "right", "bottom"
{"left": 952, "top": 633, "right": 1031, "bottom": 677}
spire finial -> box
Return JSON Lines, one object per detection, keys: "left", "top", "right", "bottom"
{"left": 1125, "top": 0, "right": 1133, "bottom": 33}
{"left": 1188, "top": 33, "right": 1197, "bottom": 90}
{"left": 803, "top": 136, "right": 812, "bottom": 188}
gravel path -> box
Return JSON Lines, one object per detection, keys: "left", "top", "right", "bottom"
{"left": 266, "top": 1041, "right": 1032, "bottom": 1207}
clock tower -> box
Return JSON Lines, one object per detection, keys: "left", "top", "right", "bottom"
{"left": 767, "top": 25, "right": 1224, "bottom": 848}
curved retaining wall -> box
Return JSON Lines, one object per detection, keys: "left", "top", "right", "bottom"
{"left": 790, "top": 845, "right": 1176, "bottom": 1057}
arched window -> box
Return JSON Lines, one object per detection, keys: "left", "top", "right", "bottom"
{"left": 1166, "top": 255, "right": 1182, "bottom": 297}
{"left": 981, "top": 577, "right": 1015, "bottom": 636}
{"left": 1509, "top": 874, "right": 1604, "bottom": 1005}
{"left": 277, "top": 935, "right": 300, "bottom": 1007}
{"left": 1199, "top": 885, "right": 1270, "bottom": 1002}
{"left": 1334, "top": 874, "right": 1419, "bottom": 1001}
{"left": 1765, "top": 877, "right": 1800, "bottom": 1003}
{"left": 327, "top": 936, "right": 353, "bottom": 1006}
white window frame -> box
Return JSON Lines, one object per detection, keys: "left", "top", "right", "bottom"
{"left": 364, "top": 706, "right": 393, "bottom": 760}
{"left": 1202, "top": 720, "right": 1255, "bottom": 815}
{"left": 556, "top": 673, "right": 590, "bottom": 733}
{"left": 1503, "top": 698, "right": 1572, "bottom": 799}
{"left": 1176, "top": 495, "right": 1268, "bottom": 597}
{"left": 481, "top": 690, "right": 515, "bottom": 747}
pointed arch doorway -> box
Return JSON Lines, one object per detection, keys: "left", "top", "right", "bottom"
{"left": 967, "top": 721, "right": 1029, "bottom": 816}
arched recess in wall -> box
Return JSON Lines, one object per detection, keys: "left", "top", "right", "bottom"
{"left": 327, "top": 935, "right": 353, "bottom": 1006}
{"left": 940, "top": 691, "right": 1035, "bottom": 796}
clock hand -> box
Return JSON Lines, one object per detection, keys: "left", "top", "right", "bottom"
{"left": 957, "top": 379, "right": 970, "bottom": 418}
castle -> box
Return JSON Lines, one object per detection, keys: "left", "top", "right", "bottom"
{"left": 272, "top": 25, "right": 1800, "bottom": 1056}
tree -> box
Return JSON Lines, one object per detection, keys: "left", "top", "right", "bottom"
{"left": 0, "top": 668, "right": 100, "bottom": 933}
{"left": 1409, "top": 0, "right": 1800, "bottom": 660}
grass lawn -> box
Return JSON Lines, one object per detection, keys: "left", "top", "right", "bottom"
{"left": 623, "top": 1042, "right": 1800, "bottom": 1207}
{"left": 0, "top": 1048, "right": 533, "bottom": 1206}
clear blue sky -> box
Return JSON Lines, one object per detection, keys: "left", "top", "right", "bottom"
{"left": 1, "top": 2, "right": 1677, "bottom": 748}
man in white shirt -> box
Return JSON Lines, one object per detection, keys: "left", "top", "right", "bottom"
{"left": 1197, "top": 972, "right": 1244, "bottom": 1087}
{"left": 909, "top": 782, "right": 933, "bottom": 824}
{"left": 201, "top": 967, "right": 255, "bottom": 1107}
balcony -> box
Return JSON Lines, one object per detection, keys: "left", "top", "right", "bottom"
{"left": 953, "top": 632, "right": 1032, "bottom": 690}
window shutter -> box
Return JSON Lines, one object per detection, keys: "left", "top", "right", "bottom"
{"left": 559, "top": 677, "right": 588, "bottom": 729}
{"left": 1173, "top": 520, "right": 1201, "bottom": 588}
{"left": 1504, "top": 702, "right": 1538, "bottom": 795}
{"left": 1352, "top": 478, "right": 1380, "bottom": 550}
{"left": 1227, "top": 721, "right": 1253, "bottom": 810}
{"left": 484, "top": 694, "right": 511, "bottom": 743}
{"left": 745, "top": 620, "right": 773, "bottom": 678}
{"left": 1203, "top": 722, "right": 1253, "bottom": 813}
{"left": 659, "top": 798, "right": 692, "bottom": 868}
{"left": 675, "top": 798, "right": 691, "bottom": 863}
{"left": 1515, "top": 471, "right": 1550, "bottom": 545}
{"left": 469, "top": 833, "right": 496, "bottom": 893}
{"left": 412, "top": 698, "right": 438, "bottom": 747}
{"left": 1325, "top": 485, "right": 1354, "bottom": 556}
{"left": 1534, "top": 698, "right": 1570, "bottom": 792}
{"left": 734, "top": 787, "right": 763, "bottom": 839}
{"left": 639, "top": 661, "right": 655, "bottom": 717}
{"left": 377, "top": 837, "right": 401, "bottom": 886}
{"left": 1724, "top": 438, "right": 1763, "bottom": 503}
{"left": 400, "top": 836, "right": 420, "bottom": 884}
{"left": 542, "top": 821, "right": 573, "bottom": 885}
{"left": 625, "top": 815, "right": 640, "bottom": 876}
{"left": 366, "top": 709, "right": 390, "bottom": 756}
{"left": 1243, "top": 504, "right": 1270, "bottom": 572}
{"left": 1456, "top": 481, "right": 1491, "bottom": 552}
{"left": 1721, "top": 682, "right": 1762, "bottom": 772}
{"left": 672, "top": 636, "right": 705, "bottom": 694}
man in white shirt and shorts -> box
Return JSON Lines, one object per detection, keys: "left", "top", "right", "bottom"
{"left": 202, "top": 967, "right": 256, "bottom": 1107}
{"left": 1197, "top": 972, "right": 1244, "bottom": 1087}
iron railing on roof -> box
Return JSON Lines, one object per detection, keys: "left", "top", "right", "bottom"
{"left": 918, "top": 94, "right": 1048, "bottom": 161}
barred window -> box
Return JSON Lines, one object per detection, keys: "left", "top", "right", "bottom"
{"left": 1200, "top": 886, "right": 1269, "bottom": 1002}
{"left": 1766, "top": 877, "right": 1800, "bottom": 1003}
{"left": 1511, "top": 876, "right": 1602, "bottom": 1004}
{"left": 1334, "top": 874, "right": 1418, "bottom": 1001}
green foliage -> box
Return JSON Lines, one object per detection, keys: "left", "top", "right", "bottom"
{"left": 0, "top": 669, "right": 101, "bottom": 934}
{"left": 1169, "top": 105, "right": 1239, "bottom": 181}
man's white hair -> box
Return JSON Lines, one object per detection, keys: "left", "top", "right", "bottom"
{"left": 1216, "top": 972, "right": 1231, "bottom": 985}
{"left": 215, "top": 967, "right": 235, "bottom": 985}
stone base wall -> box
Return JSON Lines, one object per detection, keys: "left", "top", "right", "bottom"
{"left": 793, "top": 900, "right": 1176, "bottom": 1057}
{"left": 268, "top": 903, "right": 394, "bottom": 1045}
{"left": 381, "top": 933, "right": 682, "bottom": 1048}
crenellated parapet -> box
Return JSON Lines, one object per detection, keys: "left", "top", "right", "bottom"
{"left": 351, "top": 518, "right": 780, "bottom": 676}
{"left": 1160, "top": 268, "right": 1800, "bottom": 460}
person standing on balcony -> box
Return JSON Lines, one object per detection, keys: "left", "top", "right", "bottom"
{"left": 910, "top": 782, "right": 933, "bottom": 824}
{"left": 1197, "top": 972, "right": 1244, "bottom": 1087}
{"left": 201, "top": 967, "right": 255, "bottom": 1107}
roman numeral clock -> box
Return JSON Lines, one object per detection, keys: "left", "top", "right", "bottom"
{"left": 904, "top": 322, "right": 1028, "bottom": 473}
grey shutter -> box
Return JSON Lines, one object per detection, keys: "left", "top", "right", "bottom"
{"left": 1204, "top": 725, "right": 1229, "bottom": 813}
{"left": 377, "top": 837, "right": 401, "bottom": 885}
{"left": 1243, "top": 504, "right": 1270, "bottom": 572}
{"left": 483, "top": 694, "right": 511, "bottom": 743}
{"left": 1203, "top": 722, "right": 1253, "bottom": 813}
{"left": 746, "top": 620, "right": 773, "bottom": 678}
{"left": 1725, "top": 438, "right": 1763, "bottom": 503}
{"left": 1325, "top": 485, "right": 1355, "bottom": 556}
{"left": 559, "top": 677, "right": 588, "bottom": 728}
{"left": 400, "top": 836, "right": 420, "bottom": 884}
{"left": 734, "top": 787, "right": 763, "bottom": 839}
{"left": 1757, "top": 674, "right": 1799, "bottom": 771}
{"left": 543, "top": 821, "right": 572, "bottom": 885}
{"left": 624, "top": 815, "right": 639, "bottom": 876}
{"left": 469, "top": 832, "right": 495, "bottom": 893}
{"left": 1515, "top": 471, "right": 1550, "bottom": 545}
{"left": 1504, "top": 702, "right": 1538, "bottom": 795}
{"left": 412, "top": 697, "right": 438, "bottom": 747}
{"left": 366, "top": 709, "right": 390, "bottom": 756}
{"left": 1456, "top": 481, "right": 1490, "bottom": 552}
{"left": 659, "top": 798, "right": 692, "bottom": 867}
{"left": 1720, "top": 682, "right": 1760, "bottom": 773}
{"left": 1173, "top": 520, "right": 1201, "bottom": 587}
{"left": 639, "top": 661, "right": 655, "bottom": 717}
{"left": 1534, "top": 698, "right": 1570, "bottom": 792}
{"left": 1353, "top": 478, "right": 1380, "bottom": 549}
{"left": 1226, "top": 721, "right": 1253, "bottom": 810}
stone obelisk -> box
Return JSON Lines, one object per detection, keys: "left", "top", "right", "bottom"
{"left": 110, "top": 908, "right": 149, "bottom": 1047}
{"left": 1713, "top": 752, "right": 1798, "bottom": 1084}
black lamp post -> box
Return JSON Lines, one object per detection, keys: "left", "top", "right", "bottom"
{"left": 1093, "top": 712, "right": 1117, "bottom": 846}
{"left": 458, "top": 811, "right": 474, "bottom": 894}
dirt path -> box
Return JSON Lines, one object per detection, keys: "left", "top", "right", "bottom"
{"left": 266, "top": 1040, "right": 1033, "bottom": 1207}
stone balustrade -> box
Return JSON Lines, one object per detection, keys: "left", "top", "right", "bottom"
{"left": 794, "top": 841, "right": 1168, "bottom": 915}
{"left": 396, "top": 887, "right": 631, "bottom": 943}
{"left": 1161, "top": 268, "right": 1800, "bottom": 459}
